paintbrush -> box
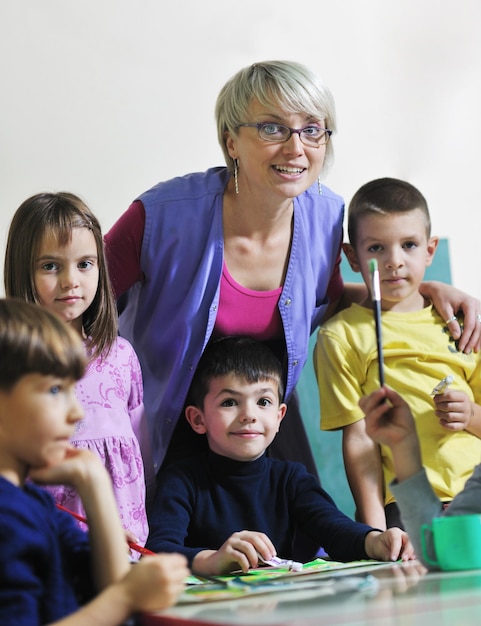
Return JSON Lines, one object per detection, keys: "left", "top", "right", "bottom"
{"left": 56, "top": 503, "right": 155, "bottom": 556}
{"left": 369, "top": 258, "right": 385, "bottom": 387}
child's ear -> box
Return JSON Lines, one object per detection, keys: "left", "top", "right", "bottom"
{"left": 342, "top": 243, "right": 361, "bottom": 273}
{"left": 425, "top": 236, "right": 439, "bottom": 267}
{"left": 276, "top": 403, "right": 288, "bottom": 432}
{"left": 185, "top": 406, "right": 207, "bottom": 434}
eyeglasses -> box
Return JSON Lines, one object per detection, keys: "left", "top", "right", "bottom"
{"left": 237, "top": 122, "right": 332, "bottom": 147}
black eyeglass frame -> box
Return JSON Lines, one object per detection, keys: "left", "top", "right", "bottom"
{"left": 236, "top": 122, "right": 333, "bottom": 146}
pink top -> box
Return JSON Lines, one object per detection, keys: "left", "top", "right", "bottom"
{"left": 213, "top": 263, "right": 283, "bottom": 341}
{"left": 45, "top": 336, "right": 154, "bottom": 554}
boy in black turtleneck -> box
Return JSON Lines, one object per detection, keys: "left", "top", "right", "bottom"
{"left": 146, "top": 336, "right": 414, "bottom": 576}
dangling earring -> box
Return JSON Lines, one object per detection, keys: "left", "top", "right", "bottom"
{"left": 233, "top": 158, "right": 239, "bottom": 194}
{"left": 318, "top": 177, "right": 322, "bottom": 195}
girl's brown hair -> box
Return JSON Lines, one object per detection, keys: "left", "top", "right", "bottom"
{"left": 4, "top": 192, "right": 118, "bottom": 361}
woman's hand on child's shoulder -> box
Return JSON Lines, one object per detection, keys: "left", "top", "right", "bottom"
{"left": 422, "top": 281, "right": 481, "bottom": 353}
{"left": 364, "top": 527, "right": 415, "bottom": 562}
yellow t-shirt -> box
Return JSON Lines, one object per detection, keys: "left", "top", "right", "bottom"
{"left": 315, "top": 304, "right": 481, "bottom": 505}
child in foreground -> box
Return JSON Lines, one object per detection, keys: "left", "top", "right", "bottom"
{"left": 0, "top": 298, "right": 188, "bottom": 625}
{"left": 146, "top": 336, "right": 414, "bottom": 576}
{"left": 315, "top": 177, "right": 481, "bottom": 529}
{"left": 4, "top": 192, "right": 154, "bottom": 550}
{"left": 360, "top": 385, "right": 481, "bottom": 569}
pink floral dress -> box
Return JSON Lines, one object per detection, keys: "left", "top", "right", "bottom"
{"left": 46, "top": 337, "right": 154, "bottom": 554}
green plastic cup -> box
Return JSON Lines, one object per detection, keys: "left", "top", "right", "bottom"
{"left": 421, "top": 514, "right": 481, "bottom": 571}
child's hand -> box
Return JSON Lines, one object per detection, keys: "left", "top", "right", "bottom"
{"left": 29, "top": 446, "right": 106, "bottom": 488}
{"left": 360, "top": 387, "right": 423, "bottom": 483}
{"left": 359, "top": 386, "right": 417, "bottom": 448}
{"left": 124, "top": 529, "right": 141, "bottom": 558}
{"left": 433, "top": 389, "right": 473, "bottom": 431}
{"left": 193, "top": 530, "right": 276, "bottom": 575}
{"left": 120, "top": 553, "right": 188, "bottom": 612}
{"left": 364, "top": 528, "right": 415, "bottom": 562}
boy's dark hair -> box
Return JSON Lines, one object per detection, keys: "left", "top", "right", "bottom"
{"left": 347, "top": 177, "right": 431, "bottom": 246}
{"left": 0, "top": 298, "right": 86, "bottom": 391}
{"left": 186, "top": 336, "right": 284, "bottom": 409}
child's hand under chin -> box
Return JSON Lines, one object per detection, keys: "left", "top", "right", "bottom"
{"left": 29, "top": 446, "right": 103, "bottom": 487}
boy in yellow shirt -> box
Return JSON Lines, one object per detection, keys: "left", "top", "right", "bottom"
{"left": 315, "top": 177, "right": 481, "bottom": 529}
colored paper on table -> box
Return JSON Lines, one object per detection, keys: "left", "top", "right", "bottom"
{"left": 181, "top": 558, "right": 386, "bottom": 604}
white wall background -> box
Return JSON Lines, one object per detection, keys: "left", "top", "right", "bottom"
{"left": 1, "top": 0, "right": 480, "bottom": 516}
{"left": 1, "top": 1, "right": 480, "bottom": 299}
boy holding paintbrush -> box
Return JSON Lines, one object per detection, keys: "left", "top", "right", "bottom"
{"left": 315, "top": 177, "right": 481, "bottom": 530}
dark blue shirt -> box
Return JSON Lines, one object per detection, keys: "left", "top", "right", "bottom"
{"left": 0, "top": 477, "right": 92, "bottom": 625}
{"left": 146, "top": 450, "right": 373, "bottom": 564}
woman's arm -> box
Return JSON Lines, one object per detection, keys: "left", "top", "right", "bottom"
{"left": 328, "top": 280, "right": 481, "bottom": 353}
{"left": 418, "top": 281, "right": 481, "bottom": 353}
{"left": 104, "top": 201, "right": 145, "bottom": 298}
{"left": 322, "top": 282, "right": 367, "bottom": 322}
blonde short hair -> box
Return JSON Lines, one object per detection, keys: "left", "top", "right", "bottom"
{"left": 215, "top": 60, "right": 336, "bottom": 175}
